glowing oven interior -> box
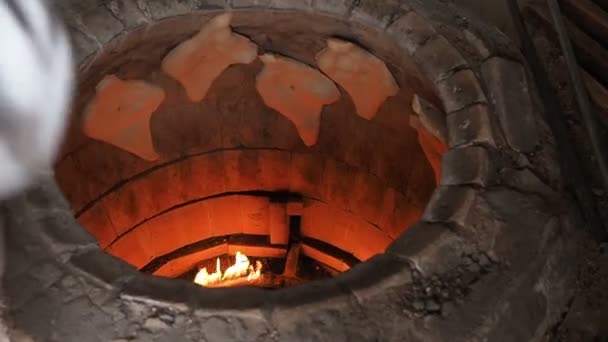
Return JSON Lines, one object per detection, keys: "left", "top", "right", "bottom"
{"left": 55, "top": 12, "right": 445, "bottom": 289}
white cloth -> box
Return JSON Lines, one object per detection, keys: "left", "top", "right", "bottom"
{"left": 0, "top": 0, "right": 74, "bottom": 198}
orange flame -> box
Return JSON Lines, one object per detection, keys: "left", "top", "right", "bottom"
{"left": 194, "top": 251, "right": 262, "bottom": 287}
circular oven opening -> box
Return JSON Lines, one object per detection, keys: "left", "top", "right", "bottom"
{"left": 3, "top": 1, "right": 583, "bottom": 341}
{"left": 54, "top": 11, "right": 445, "bottom": 289}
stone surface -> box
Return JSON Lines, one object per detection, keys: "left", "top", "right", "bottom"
{"left": 32, "top": 216, "right": 96, "bottom": 258}
{"left": 268, "top": 280, "right": 364, "bottom": 341}
{"left": 317, "top": 38, "right": 399, "bottom": 120}
{"left": 464, "top": 29, "right": 491, "bottom": 59}
{"left": 232, "top": 0, "right": 272, "bottom": 8}
{"left": 480, "top": 189, "right": 556, "bottom": 267}
{"left": 105, "top": 0, "right": 149, "bottom": 28}
{"left": 70, "top": 249, "right": 137, "bottom": 285}
{"left": 440, "top": 146, "right": 491, "bottom": 186}
{"left": 162, "top": 13, "right": 258, "bottom": 102}
{"left": 256, "top": 54, "right": 341, "bottom": 146}
{"left": 76, "top": 3, "right": 125, "bottom": 44}
{"left": 426, "top": 269, "right": 546, "bottom": 341}
{"left": 143, "top": 317, "right": 170, "bottom": 332}
{"left": 413, "top": 36, "right": 468, "bottom": 82}
{"left": 267, "top": 0, "right": 312, "bottom": 10}
{"left": 82, "top": 75, "right": 165, "bottom": 161}
{"left": 423, "top": 186, "right": 476, "bottom": 228}
{"left": 351, "top": 0, "right": 409, "bottom": 28}
{"left": 199, "top": 315, "right": 270, "bottom": 342}
{"left": 145, "top": 0, "right": 192, "bottom": 19}
{"left": 312, "top": 0, "right": 355, "bottom": 17}
{"left": 481, "top": 57, "right": 539, "bottom": 152}
{"left": 446, "top": 104, "right": 496, "bottom": 147}
{"left": 387, "top": 11, "right": 437, "bottom": 54}
{"left": 436, "top": 69, "right": 487, "bottom": 113}
{"left": 336, "top": 253, "right": 412, "bottom": 302}
{"left": 67, "top": 27, "right": 99, "bottom": 63}
{"left": 501, "top": 168, "right": 560, "bottom": 207}
{"left": 197, "top": 0, "right": 228, "bottom": 8}
{"left": 387, "top": 222, "right": 466, "bottom": 276}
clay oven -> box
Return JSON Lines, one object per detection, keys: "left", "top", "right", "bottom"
{"left": 0, "top": 1, "right": 586, "bottom": 341}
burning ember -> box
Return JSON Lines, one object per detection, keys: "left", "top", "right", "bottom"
{"left": 194, "top": 251, "right": 263, "bottom": 287}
